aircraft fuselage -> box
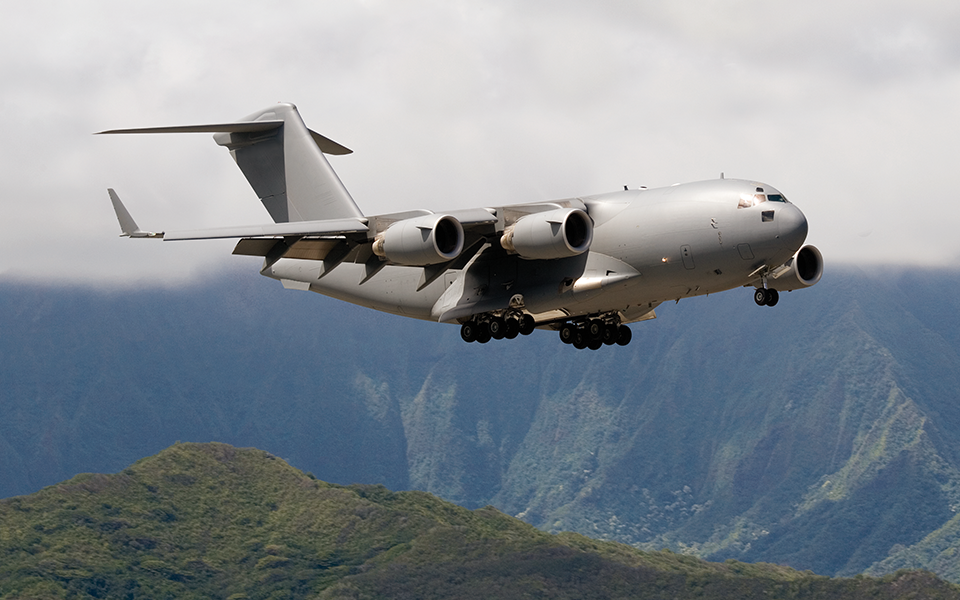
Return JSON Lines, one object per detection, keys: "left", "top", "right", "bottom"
{"left": 265, "top": 178, "right": 811, "bottom": 327}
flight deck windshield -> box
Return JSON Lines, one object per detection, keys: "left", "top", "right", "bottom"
{"left": 738, "top": 192, "right": 788, "bottom": 208}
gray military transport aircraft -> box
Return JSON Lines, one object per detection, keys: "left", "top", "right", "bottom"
{"left": 102, "top": 103, "right": 822, "bottom": 350}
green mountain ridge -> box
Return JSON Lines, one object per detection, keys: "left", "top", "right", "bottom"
{"left": 5, "top": 268, "right": 960, "bottom": 580}
{"left": 2, "top": 442, "right": 957, "bottom": 599}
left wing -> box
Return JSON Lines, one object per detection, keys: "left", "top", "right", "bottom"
{"left": 107, "top": 189, "right": 501, "bottom": 242}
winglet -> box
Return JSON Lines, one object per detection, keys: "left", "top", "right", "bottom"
{"left": 108, "top": 189, "right": 163, "bottom": 238}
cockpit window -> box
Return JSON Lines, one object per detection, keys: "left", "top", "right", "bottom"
{"left": 737, "top": 193, "right": 766, "bottom": 209}
{"left": 767, "top": 194, "right": 787, "bottom": 202}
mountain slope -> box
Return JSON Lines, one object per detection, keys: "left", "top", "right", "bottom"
{"left": 4, "top": 267, "right": 960, "bottom": 579}
{"left": 2, "top": 442, "right": 956, "bottom": 599}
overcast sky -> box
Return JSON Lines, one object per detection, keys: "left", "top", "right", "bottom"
{"left": 2, "top": 1, "right": 958, "bottom": 286}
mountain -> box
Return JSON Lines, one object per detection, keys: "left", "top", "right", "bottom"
{"left": 2, "top": 442, "right": 957, "bottom": 599}
{"left": 3, "top": 266, "right": 960, "bottom": 580}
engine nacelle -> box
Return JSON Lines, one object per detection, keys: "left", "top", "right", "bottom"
{"left": 500, "top": 207, "right": 593, "bottom": 260}
{"left": 772, "top": 245, "right": 823, "bottom": 291}
{"left": 372, "top": 214, "right": 464, "bottom": 266}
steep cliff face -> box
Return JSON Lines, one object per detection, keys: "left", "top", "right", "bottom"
{"left": 4, "top": 267, "right": 960, "bottom": 579}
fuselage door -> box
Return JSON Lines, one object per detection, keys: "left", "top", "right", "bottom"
{"left": 681, "top": 245, "right": 695, "bottom": 270}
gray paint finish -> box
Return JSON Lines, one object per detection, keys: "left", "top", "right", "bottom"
{"left": 104, "top": 104, "right": 822, "bottom": 343}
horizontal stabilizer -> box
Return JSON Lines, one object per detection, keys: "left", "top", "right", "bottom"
{"left": 98, "top": 122, "right": 352, "bottom": 155}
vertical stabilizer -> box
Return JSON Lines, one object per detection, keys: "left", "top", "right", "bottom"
{"left": 212, "top": 103, "right": 363, "bottom": 223}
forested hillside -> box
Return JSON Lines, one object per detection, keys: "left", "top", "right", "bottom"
{"left": 3, "top": 442, "right": 956, "bottom": 599}
{"left": 3, "top": 266, "right": 960, "bottom": 580}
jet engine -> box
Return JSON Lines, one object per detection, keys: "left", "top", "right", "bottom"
{"left": 372, "top": 214, "right": 464, "bottom": 266}
{"left": 500, "top": 208, "right": 593, "bottom": 260}
{"left": 772, "top": 245, "right": 823, "bottom": 290}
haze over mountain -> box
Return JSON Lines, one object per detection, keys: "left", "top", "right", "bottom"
{"left": 3, "top": 266, "right": 960, "bottom": 580}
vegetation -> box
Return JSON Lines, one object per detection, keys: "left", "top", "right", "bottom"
{"left": 7, "top": 268, "right": 960, "bottom": 581}
{"left": 2, "top": 443, "right": 958, "bottom": 599}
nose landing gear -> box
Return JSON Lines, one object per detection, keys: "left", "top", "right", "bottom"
{"left": 754, "top": 288, "right": 780, "bottom": 307}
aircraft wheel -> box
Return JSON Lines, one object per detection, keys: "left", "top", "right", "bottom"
{"left": 766, "top": 289, "right": 779, "bottom": 307}
{"left": 601, "top": 324, "right": 619, "bottom": 345}
{"left": 460, "top": 321, "right": 478, "bottom": 343}
{"left": 573, "top": 330, "right": 588, "bottom": 350}
{"left": 616, "top": 325, "right": 632, "bottom": 346}
{"left": 476, "top": 321, "right": 492, "bottom": 343}
{"left": 504, "top": 318, "right": 520, "bottom": 339}
{"left": 519, "top": 314, "right": 536, "bottom": 336}
{"left": 588, "top": 338, "right": 603, "bottom": 350}
{"left": 476, "top": 323, "right": 492, "bottom": 344}
{"left": 489, "top": 317, "right": 506, "bottom": 340}
{"left": 586, "top": 319, "right": 603, "bottom": 341}
{"left": 754, "top": 288, "right": 769, "bottom": 306}
{"left": 559, "top": 322, "right": 577, "bottom": 344}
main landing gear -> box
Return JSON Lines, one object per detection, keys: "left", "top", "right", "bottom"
{"left": 558, "top": 318, "right": 632, "bottom": 350}
{"left": 460, "top": 313, "right": 536, "bottom": 344}
{"left": 753, "top": 287, "right": 779, "bottom": 307}
{"left": 459, "top": 312, "right": 631, "bottom": 350}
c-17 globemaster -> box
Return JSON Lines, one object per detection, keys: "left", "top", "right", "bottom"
{"left": 102, "top": 103, "right": 822, "bottom": 350}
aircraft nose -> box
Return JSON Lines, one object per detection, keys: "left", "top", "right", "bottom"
{"left": 778, "top": 203, "right": 808, "bottom": 251}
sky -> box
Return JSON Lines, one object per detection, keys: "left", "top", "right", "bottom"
{"left": 2, "top": 0, "right": 958, "bottom": 286}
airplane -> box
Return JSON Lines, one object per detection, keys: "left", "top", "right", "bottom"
{"left": 101, "top": 103, "right": 822, "bottom": 350}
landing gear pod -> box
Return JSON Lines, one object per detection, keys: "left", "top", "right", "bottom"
{"left": 373, "top": 214, "right": 464, "bottom": 266}
{"left": 501, "top": 208, "right": 593, "bottom": 260}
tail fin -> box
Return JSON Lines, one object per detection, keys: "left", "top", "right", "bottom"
{"left": 99, "top": 103, "right": 364, "bottom": 223}
{"left": 213, "top": 103, "right": 363, "bottom": 223}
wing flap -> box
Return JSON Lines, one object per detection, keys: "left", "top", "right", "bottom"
{"left": 232, "top": 238, "right": 348, "bottom": 261}
{"left": 164, "top": 217, "right": 368, "bottom": 241}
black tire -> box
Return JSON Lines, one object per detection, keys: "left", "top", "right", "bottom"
{"left": 573, "top": 331, "right": 588, "bottom": 350}
{"left": 460, "top": 321, "right": 477, "bottom": 343}
{"left": 559, "top": 322, "right": 576, "bottom": 344}
{"left": 754, "top": 288, "right": 768, "bottom": 306}
{"left": 519, "top": 314, "right": 536, "bottom": 336}
{"left": 588, "top": 338, "right": 603, "bottom": 350}
{"left": 766, "top": 289, "right": 779, "bottom": 307}
{"left": 586, "top": 319, "right": 603, "bottom": 341}
{"left": 489, "top": 317, "right": 506, "bottom": 340}
{"left": 504, "top": 318, "right": 520, "bottom": 339}
{"left": 616, "top": 325, "right": 632, "bottom": 346}
{"left": 601, "top": 323, "right": 619, "bottom": 345}
{"left": 476, "top": 326, "right": 491, "bottom": 344}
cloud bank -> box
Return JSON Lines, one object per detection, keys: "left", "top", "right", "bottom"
{"left": 2, "top": 1, "right": 957, "bottom": 284}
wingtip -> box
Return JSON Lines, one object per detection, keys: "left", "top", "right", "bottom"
{"left": 108, "top": 189, "right": 161, "bottom": 238}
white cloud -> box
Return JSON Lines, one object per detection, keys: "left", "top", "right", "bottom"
{"left": 1, "top": 0, "right": 958, "bottom": 285}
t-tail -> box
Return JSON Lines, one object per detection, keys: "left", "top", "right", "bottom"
{"left": 99, "top": 103, "right": 365, "bottom": 223}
